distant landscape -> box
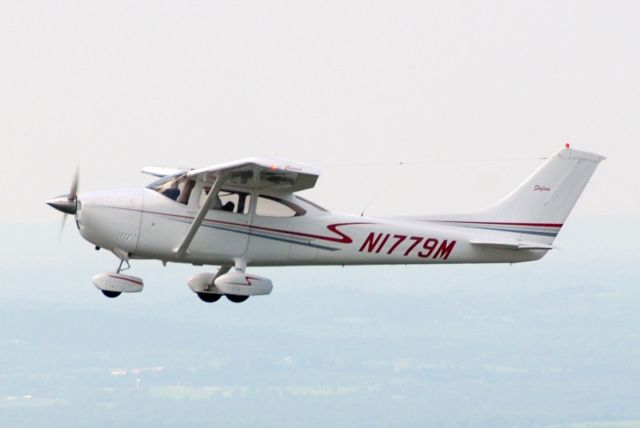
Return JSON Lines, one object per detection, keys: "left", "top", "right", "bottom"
{"left": 1, "top": 217, "right": 638, "bottom": 427}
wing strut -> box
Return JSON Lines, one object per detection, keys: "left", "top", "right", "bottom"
{"left": 174, "top": 173, "right": 227, "bottom": 256}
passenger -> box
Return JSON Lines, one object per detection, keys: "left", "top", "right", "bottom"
{"left": 221, "top": 201, "right": 235, "bottom": 212}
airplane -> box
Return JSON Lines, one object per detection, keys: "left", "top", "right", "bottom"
{"left": 46, "top": 144, "right": 604, "bottom": 303}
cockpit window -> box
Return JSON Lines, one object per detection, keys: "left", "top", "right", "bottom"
{"left": 255, "top": 195, "right": 305, "bottom": 217}
{"left": 148, "top": 175, "right": 307, "bottom": 218}
{"left": 147, "top": 174, "right": 195, "bottom": 205}
{"left": 201, "top": 188, "right": 251, "bottom": 215}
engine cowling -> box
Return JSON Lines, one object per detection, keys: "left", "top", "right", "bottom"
{"left": 92, "top": 272, "right": 144, "bottom": 293}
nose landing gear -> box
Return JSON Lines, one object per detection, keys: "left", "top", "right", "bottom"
{"left": 93, "top": 255, "right": 143, "bottom": 299}
{"left": 102, "top": 290, "right": 122, "bottom": 298}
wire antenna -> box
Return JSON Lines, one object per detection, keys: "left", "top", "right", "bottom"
{"left": 321, "top": 156, "right": 546, "bottom": 168}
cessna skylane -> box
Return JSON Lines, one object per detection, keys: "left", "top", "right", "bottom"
{"left": 47, "top": 145, "right": 604, "bottom": 303}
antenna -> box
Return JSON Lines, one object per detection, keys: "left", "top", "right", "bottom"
{"left": 360, "top": 194, "right": 380, "bottom": 217}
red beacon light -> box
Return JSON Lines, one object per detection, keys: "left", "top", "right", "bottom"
{"left": 565, "top": 143, "right": 571, "bottom": 148}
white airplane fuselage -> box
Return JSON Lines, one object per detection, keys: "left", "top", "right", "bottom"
{"left": 76, "top": 187, "right": 544, "bottom": 269}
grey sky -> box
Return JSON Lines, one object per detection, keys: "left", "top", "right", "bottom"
{"left": 1, "top": 0, "right": 638, "bottom": 224}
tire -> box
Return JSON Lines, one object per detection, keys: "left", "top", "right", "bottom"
{"left": 226, "top": 294, "right": 249, "bottom": 303}
{"left": 102, "top": 290, "right": 121, "bottom": 298}
{"left": 197, "top": 292, "right": 222, "bottom": 303}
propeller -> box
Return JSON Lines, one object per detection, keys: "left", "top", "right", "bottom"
{"left": 46, "top": 168, "right": 79, "bottom": 237}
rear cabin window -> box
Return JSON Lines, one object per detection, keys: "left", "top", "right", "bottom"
{"left": 295, "top": 196, "right": 328, "bottom": 212}
{"left": 255, "top": 195, "right": 305, "bottom": 217}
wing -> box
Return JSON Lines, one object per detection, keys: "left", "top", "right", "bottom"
{"left": 141, "top": 166, "right": 186, "bottom": 178}
{"left": 186, "top": 157, "right": 321, "bottom": 193}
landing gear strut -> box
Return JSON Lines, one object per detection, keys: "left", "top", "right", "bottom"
{"left": 116, "top": 258, "right": 130, "bottom": 274}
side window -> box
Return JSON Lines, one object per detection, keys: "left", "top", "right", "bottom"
{"left": 255, "top": 195, "right": 305, "bottom": 217}
{"left": 201, "top": 189, "right": 251, "bottom": 215}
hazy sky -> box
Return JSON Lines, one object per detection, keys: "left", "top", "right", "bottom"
{"left": 1, "top": 0, "right": 638, "bottom": 225}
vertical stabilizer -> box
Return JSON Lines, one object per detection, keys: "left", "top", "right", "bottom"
{"left": 427, "top": 146, "right": 605, "bottom": 245}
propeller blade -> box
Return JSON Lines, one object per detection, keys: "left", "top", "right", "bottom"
{"left": 69, "top": 167, "right": 79, "bottom": 201}
{"left": 58, "top": 213, "right": 68, "bottom": 242}
{"left": 47, "top": 168, "right": 80, "bottom": 215}
{"left": 48, "top": 167, "right": 80, "bottom": 244}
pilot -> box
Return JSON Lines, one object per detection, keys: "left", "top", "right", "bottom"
{"left": 221, "top": 201, "right": 235, "bottom": 212}
{"left": 162, "top": 187, "right": 180, "bottom": 201}
{"left": 177, "top": 179, "right": 195, "bottom": 205}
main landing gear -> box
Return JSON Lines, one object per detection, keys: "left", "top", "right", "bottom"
{"left": 188, "top": 260, "right": 272, "bottom": 304}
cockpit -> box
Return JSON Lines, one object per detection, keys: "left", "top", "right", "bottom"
{"left": 146, "top": 173, "right": 194, "bottom": 204}
{"left": 146, "top": 173, "right": 316, "bottom": 217}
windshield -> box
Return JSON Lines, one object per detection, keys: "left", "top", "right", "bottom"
{"left": 147, "top": 173, "right": 195, "bottom": 205}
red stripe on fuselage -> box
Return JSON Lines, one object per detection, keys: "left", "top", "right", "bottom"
{"left": 140, "top": 209, "right": 370, "bottom": 244}
{"left": 433, "top": 220, "right": 563, "bottom": 228}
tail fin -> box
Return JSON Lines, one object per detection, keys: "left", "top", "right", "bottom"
{"left": 429, "top": 146, "right": 605, "bottom": 245}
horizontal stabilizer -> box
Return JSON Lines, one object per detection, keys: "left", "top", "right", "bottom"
{"left": 470, "top": 240, "right": 554, "bottom": 251}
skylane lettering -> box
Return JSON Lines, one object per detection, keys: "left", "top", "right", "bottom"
{"left": 358, "top": 233, "right": 456, "bottom": 259}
